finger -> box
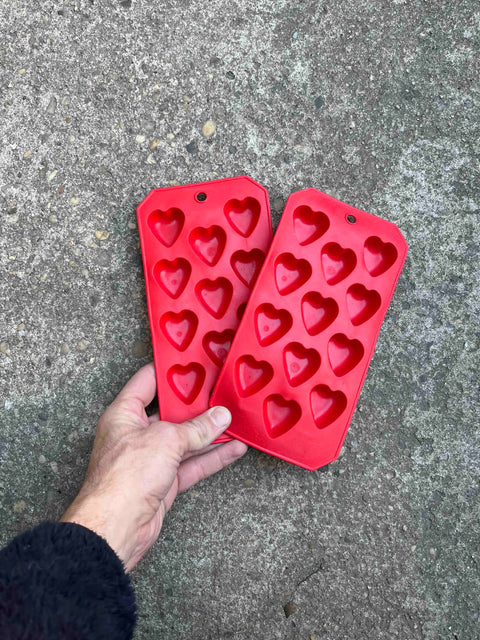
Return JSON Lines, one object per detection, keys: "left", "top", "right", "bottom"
{"left": 177, "top": 439, "right": 248, "bottom": 494}
{"left": 148, "top": 412, "right": 160, "bottom": 424}
{"left": 116, "top": 362, "right": 157, "bottom": 408}
{"left": 180, "top": 443, "right": 221, "bottom": 462}
{"left": 175, "top": 406, "right": 232, "bottom": 454}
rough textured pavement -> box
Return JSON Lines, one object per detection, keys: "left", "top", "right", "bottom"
{"left": 1, "top": 1, "right": 479, "bottom": 638}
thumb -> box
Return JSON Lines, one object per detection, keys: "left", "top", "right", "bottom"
{"left": 176, "top": 406, "right": 232, "bottom": 454}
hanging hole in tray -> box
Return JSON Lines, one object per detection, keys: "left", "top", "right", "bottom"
{"left": 196, "top": 192, "right": 207, "bottom": 202}
{"left": 346, "top": 214, "right": 356, "bottom": 224}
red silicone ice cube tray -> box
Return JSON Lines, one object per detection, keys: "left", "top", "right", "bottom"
{"left": 210, "top": 188, "right": 408, "bottom": 469}
{"left": 137, "top": 177, "right": 272, "bottom": 440}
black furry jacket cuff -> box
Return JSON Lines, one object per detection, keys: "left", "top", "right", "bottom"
{"left": 0, "top": 522, "right": 136, "bottom": 639}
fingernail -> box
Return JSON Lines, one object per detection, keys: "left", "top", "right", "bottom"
{"left": 210, "top": 406, "right": 231, "bottom": 429}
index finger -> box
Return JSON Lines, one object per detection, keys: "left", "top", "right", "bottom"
{"left": 116, "top": 361, "right": 157, "bottom": 408}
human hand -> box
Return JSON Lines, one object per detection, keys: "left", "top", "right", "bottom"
{"left": 60, "top": 362, "right": 247, "bottom": 571}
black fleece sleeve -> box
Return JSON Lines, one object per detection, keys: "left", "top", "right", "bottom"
{"left": 0, "top": 522, "right": 136, "bottom": 640}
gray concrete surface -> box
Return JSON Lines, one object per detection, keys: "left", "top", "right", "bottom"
{"left": 1, "top": 1, "right": 479, "bottom": 638}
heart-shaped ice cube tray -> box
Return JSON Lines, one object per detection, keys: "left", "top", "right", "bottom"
{"left": 137, "top": 177, "right": 272, "bottom": 441}
{"left": 210, "top": 188, "right": 408, "bottom": 469}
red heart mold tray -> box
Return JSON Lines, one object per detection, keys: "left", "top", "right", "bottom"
{"left": 210, "top": 188, "right": 408, "bottom": 469}
{"left": 137, "top": 177, "right": 272, "bottom": 442}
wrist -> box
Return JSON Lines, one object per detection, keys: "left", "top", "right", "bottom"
{"left": 60, "top": 492, "right": 135, "bottom": 568}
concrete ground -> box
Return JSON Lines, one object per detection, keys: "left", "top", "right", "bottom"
{"left": 1, "top": 1, "right": 479, "bottom": 638}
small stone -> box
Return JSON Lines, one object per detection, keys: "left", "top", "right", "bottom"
{"left": 13, "top": 500, "right": 27, "bottom": 513}
{"left": 0, "top": 342, "right": 10, "bottom": 355}
{"left": 48, "top": 214, "right": 58, "bottom": 223}
{"left": 226, "top": 70, "right": 235, "bottom": 80}
{"left": 314, "top": 95, "right": 325, "bottom": 109}
{"left": 50, "top": 462, "right": 59, "bottom": 474}
{"left": 146, "top": 153, "right": 155, "bottom": 164}
{"left": 133, "top": 341, "right": 149, "bottom": 358}
{"left": 135, "top": 134, "right": 146, "bottom": 144}
{"left": 46, "top": 96, "right": 57, "bottom": 114}
{"left": 47, "top": 170, "right": 58, "bottom": 182}
{"left": 429, "top": 547, "right": 438, "bottom": 557}
{"left": 4, "top": 400, "right": 13, "bottom": 411}
{"left": 23, "top": 149, "right": 31, "bottom": 158}
{"left": 273, "top": 197, "right": 284, "bottom": 212}
{"left": 186, "top": 141, "right": 198, "bottom": 154}
{"left": 76, "top": 340, "right": 87, "bottom": 351}
{"left": 69, "top": 196, "right": 79, "bottom": 205}
{"left": 202, "top": 119, "right": 216, "bottom": 137}
{"left": 18, "top": 68, "right": 26, "bottom": 75}
{"left": 310, "top": 635, "right": 321, "bottom": 640}
{"left": 95, "top": 230, "right": 109, "bottom": 241}
{"left": 60, "top": 343, "right": 69, "bottom": 355}
{"left": 65, "top": 117, "right": 71, "bottom": 123}
{"left": 6, "top": 214, "right": 19, "bottom": 224}
{"left": 166, "top": 133, "right": 175, "bottom": 140}
{"left": 57, "top": 185, "right": 65, "bottom": 194}
{"left": 120, "top": 0, "right": 132, "bottom": 7}
{"left": 244, "top": 479, "right": 254, "bottom": 489}
{"left": 284, "top": 601, "right": 297, "bottom": 618}
{"left": 39, "top": 455, "right": 47, "bottom": 464}
{"left": 16, "top": 323, "right": 25, "bottom": 331}
{"left": 150, "top": 138, "right": 161, "bottom": 150}
{"left": 127, "top": 221, "right": 137, "bottom": 230}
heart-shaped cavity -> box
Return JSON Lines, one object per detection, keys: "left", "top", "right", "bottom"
{"left": 147, "top": 207, "right": 185, "bottom": 247}
{"left": 283, "top": 342, "right": 321, "bottom": 387}
{"left": 275, "top": 252, "right": 312, "bottom": 295}
{"left": 235, "top": 355, "right": 274, "bottom": 397}
{"left": 167, "top": 362, "right": 205, "bottom": 404}
{"left": 189, "top": 225, "right": 226, "bottom": 266}
{"left": 195, "top": 277, "right": 233, "bottom": 319}
{"left": 310, "top": 384, "right": 347, "bottom": 429}
{"left": 321, "top": 242, "right": 357, "bottom": 285}
{"left": 224, "top": 197, "right": 261, "bottom": 237}
{"left": 203, "top": 329, "right": 235, "bottom": 367}
{"left": 160, "top": 310, "right": 198, "bottom": 351}
{"left": 293, "top": 205, "right": 330, "bottom": 246}
{"left": 264, "top": 395, "right": 301, "bottom": 438}
{"left": 255, "top": 303, "right": 293, "bottom": 347}
{"left": 301, "top": 292, "right": 338, "bottom": 336}
{"left": 231, "top": 248, "right": 265, "bottom": 288}
{"left": 364, "top": 236, "right": 398, "bottom": 277}
{"left": 153, "top": 258, "right": 191, "bottom": 299}
{"left": 328, "top": 333, "right": 364, "bottom": 376}
{"left": 346, "top": 284, "right": 381, "bottom": 325}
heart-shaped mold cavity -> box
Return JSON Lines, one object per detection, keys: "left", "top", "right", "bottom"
{"left": 231, "top": 249, "right": 265, "bottom": 288}
{"left": 255, "top": 303, "right": 293, "bottom": 347}
{"left": 310, "top": 384, "right": 347, "bottom": 429}
{"left": 189, "top": 225, "right": 226, "bottom": 266}
{"left": 301, "top": 292, "right": 338, "bottom": 336}
{"left": 160, "top": 310, "right": 198, "bottom": 351}
{"left": 346, "top": 284, "right": 381, "bottom": 326}
{"left": 167, "top": 362, "right": 205, "bottom": 404}
{"left": 148, "top": 208, "right": 185, "bottom": 247}
{"left": 237, "top": 302, "right": 247, "bottom": 321}
{"left": 328, "top": 333, "right": 364, "bottom": 376}
{"left": 235, "top": 355, "right": 274, "bottom": 397}
{"left": 364, "top": 236, "right": 398, "bottom": 277}
{"left": 264, "top": 395, "right": 301, "bottom": 438}
{"left": 275, "top": 252, "right": 312, "bottom": 295}
{"left": 224, "top": 197, "right": 261, "bottom": 237}
{"left": 203, "top": 329, "right": 235, "bottom": 367}
{"left": 283, "top": 342, "right": 321, "bottom": 387}
{"left": 321, "top": 242, "right": 357, "bottom": 285}
{"left": 153, "top": 258, "right": 191, "bottom": 299}
{"left": 195, "top": 277, "right": 233, "bottom": 319}
{"left": 293, "top": 205, "right": 330, "bottom": 246}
